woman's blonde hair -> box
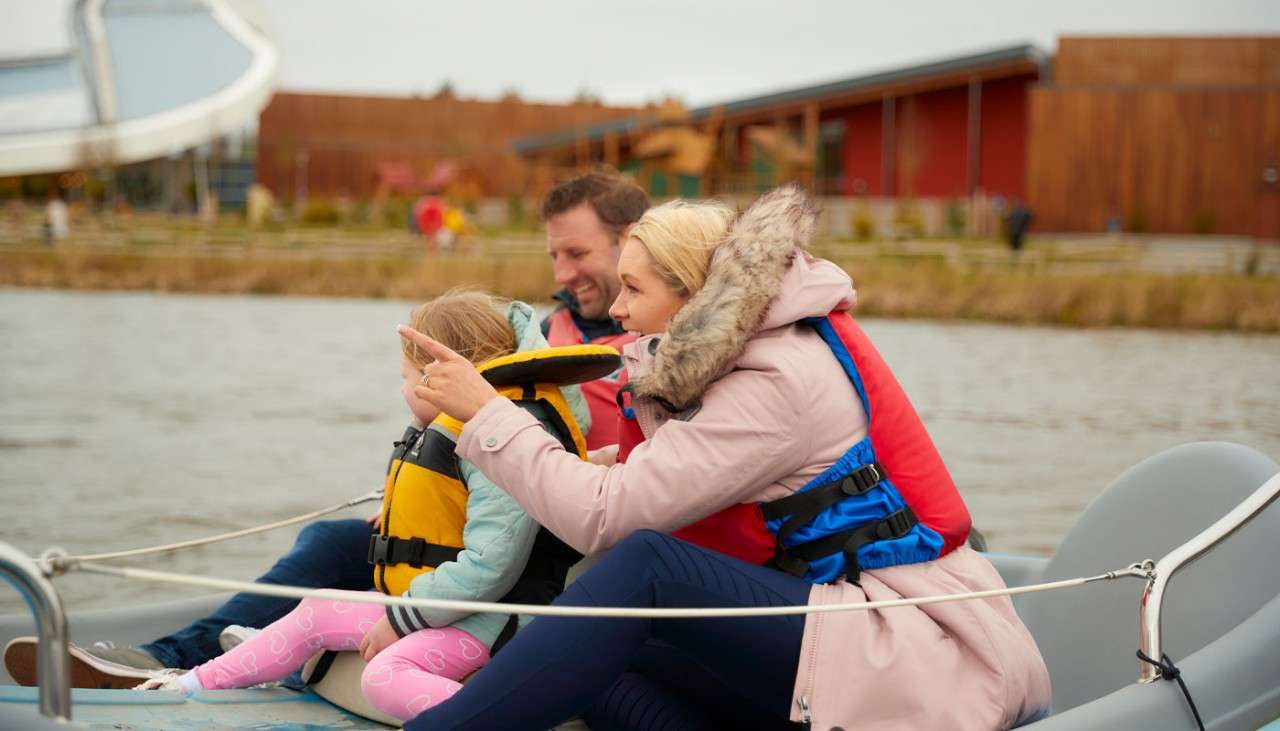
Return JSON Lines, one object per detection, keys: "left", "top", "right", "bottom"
{"left": 627, "top": 199, "right": 735, "bottom": 298}
{"left": 402, "top": 288, "right": 515, "bottom": 369}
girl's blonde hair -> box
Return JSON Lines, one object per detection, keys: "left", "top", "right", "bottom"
{"left": 627, "top": 199, "right": 735, "bottom": 298}
{"left": 402, "top": 289, "right": 515, "bottom": 369}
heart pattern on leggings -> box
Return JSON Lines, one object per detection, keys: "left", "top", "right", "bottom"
{"left": 422, "top": 648, "right": 447, "bottom": 672}
{"left": 457, "top": 637, "right": 484, "bottom": 661}
{"left": 363, "top": 662, "right": 396, "bottom": 687}
{"left": 405, "top": 694, "right": 434, "bottom": 716}
{"left": 270, "top": 629, "right": 296, "bottom": 666}
{"left": 293, "top": 605, "right": 315, "bottom": 632}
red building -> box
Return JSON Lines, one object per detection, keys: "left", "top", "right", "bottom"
{"left": 517, "top": 37, "right": 1280, "bottom": 239}
{"left": 515, "top": 45, "right": 1045, "bottom": 205}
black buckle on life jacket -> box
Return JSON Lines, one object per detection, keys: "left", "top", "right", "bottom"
{"left": 760, "top": 462, "right": 885, "bottom": 525}
{"left": 367, "top": 535, "right": 461, "bottom": 569}
{"left": 841, "top": 507, "right": 918, "bottom": 581}
{"left": 762, "top": 462, "right": 890, "bottom": 581}
{"left": 842, "top": 463, "right": 882, "bottom": 496}
{"left": 768, "top": 506, "right": 918, "bottom": 584}
{"left": 368, "top": 534, "right": 392, "bottom": 565}
{"left": 874, "top": 507, "right": 916, "bottom": 541}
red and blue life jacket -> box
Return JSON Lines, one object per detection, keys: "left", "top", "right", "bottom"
{"left": 616, "top": 311, "right": 970, "bottom": 583}
{"left": 760, "top": 311, "right": 970, "bottom": 583}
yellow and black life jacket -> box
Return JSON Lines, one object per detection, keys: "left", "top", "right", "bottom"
{"left": 370, "top": 344, "right": 620, "bottom": 597}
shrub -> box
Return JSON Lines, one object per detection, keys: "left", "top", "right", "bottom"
{"left": 945, "top": 199, "right": 967, "bottom": 238}
{"left": 300, "top": 200, "right": 340, "bottom": 226}
{"left": 893, "top": 201, "right": 925, "bottom": 239}
{"left": 508, "top": 195, "right": 526, "bottom": 228}
{"left": 851, "top": 204, "right": 875, "bottom": 241}
{"left": 382, "top": 197, "right": 413, "bottom": 229}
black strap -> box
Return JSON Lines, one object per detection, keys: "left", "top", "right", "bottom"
{"left": 367, "top": 534, "right": 461, "bottom": 569}
{"left": 304, "top": 650, "right": 340, "bottom": 686}
{"left": 761, "top": 463, "right": 885, "bottom": 526}
{"left": 771, "top": 506, "right": 917, "bottom": 582}
{"left": 491, "top": 615, "right": 520, "bottom": 655}
{"left": 1136, "top": 650, "right": 1204, "bottom": 731}
{"left": 762, "top": 463, "right": 887, "bottom": 577}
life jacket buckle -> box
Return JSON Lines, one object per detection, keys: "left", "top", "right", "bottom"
{"left": 840, "top": 462, "right": 884, "bottom": 496}
{"left": 875, "top": 507, "right": 917, "bottom": 540}
{"left": 367, "top": 534, "right": 391, "bottom": 566}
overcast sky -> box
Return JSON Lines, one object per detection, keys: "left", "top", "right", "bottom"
{"left": 259, "top": 0, "right": 1280, "bottom": 107}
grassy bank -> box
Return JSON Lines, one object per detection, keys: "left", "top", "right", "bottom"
{"left": 2, "top": 246, "right": 1277, "bottom": 332}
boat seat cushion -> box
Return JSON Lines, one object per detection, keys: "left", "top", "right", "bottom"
{"left": 1014, "top": 441, "right": 1280, "bottom": 713}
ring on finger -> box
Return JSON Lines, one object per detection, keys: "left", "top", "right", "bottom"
{"left": 419, "top": 372, "right": 430, "bottom": 386}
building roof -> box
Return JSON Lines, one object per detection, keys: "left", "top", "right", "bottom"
{"left": 514, "top": 43, "right": 1047, "bottom": 155}
{"left": 0, "top": 0, "right": 277, "bottom": 176}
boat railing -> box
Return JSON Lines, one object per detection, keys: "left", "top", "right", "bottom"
{"left": 0, "top": 542, "right": 71, "bottom": 721}
{"left": 2, "top": 470, "right": 1277, "bottom": 721}
{"left": 1137, "top": 470, "right": 1280, "bottom": 682}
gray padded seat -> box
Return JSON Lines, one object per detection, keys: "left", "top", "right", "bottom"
{"left": 1015, "top": 442, "right": 1280, "bottom": 729}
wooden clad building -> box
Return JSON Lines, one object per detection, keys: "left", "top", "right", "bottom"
{"left": 255, "top": 92, "right": 641, "bottom": 201}
{"left": 517, "top": 37, "right": 1280, "bottom": 239}
{"left": 1027, "top": 37, "right": 1280, "bottom": 239}
{"left": 515, "top": 45, "right": 1046, "bottom": 203}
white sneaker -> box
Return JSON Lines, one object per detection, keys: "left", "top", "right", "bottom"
{"left": 218, "top": 624, "right": 262, "bottom": 653}
{"left": 132, "top": 668, "right": 195, "bottom": 693}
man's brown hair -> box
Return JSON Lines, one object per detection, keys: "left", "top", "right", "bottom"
{"left": 540, "top": 172, "right": 650, "bottom": 237}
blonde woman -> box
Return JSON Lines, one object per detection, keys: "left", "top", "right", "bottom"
{"left": 399, "top": 189, "right": 1050, "bottom": 731}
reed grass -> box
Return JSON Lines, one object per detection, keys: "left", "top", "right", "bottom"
{"left": 2, "top": 247, "right": 1277, "bottom": 332}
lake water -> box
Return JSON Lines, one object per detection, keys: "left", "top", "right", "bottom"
{"left": 1, "top": 288, "right": 1277, "bottom": 613}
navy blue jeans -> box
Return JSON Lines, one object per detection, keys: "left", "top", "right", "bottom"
{"left": 405, "top": 530, "right": 808, "bottom": 731}
{"left": 141, "top": 519, "right": 374, "bottom": 668}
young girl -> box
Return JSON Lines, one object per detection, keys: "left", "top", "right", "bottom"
{"left": 140, "top": 291, "right": 605, "bottom": 722}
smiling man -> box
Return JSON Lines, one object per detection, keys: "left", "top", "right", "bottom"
{"left": 540, "top": 172, "right": 649, "bottom": 449}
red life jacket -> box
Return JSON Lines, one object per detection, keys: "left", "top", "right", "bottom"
{"left": 544, "top": 307, "right": 635, "bottom": 450}
{"left": 615, "top": 370, "right": 775, "bottom": 565}
{"left": 759, "top": 311, "right": 969, "bottom": 583}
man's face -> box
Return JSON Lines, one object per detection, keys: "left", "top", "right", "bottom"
{"left": 546, "top": 203, "right": 623, "bottom": 321}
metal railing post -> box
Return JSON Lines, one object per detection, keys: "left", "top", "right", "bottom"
{"left": 0, "top": 542, "right": 71, "bottom": 720}
{"left": 1138, "top": 471, "right": 1280, "bottom": 682}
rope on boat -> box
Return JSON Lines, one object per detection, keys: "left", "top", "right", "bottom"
{"left": 67, "top": 559, "right": 1154, "bottom": 620}
{"left": 44, "top": 490, "right": 383, "bottom": 568}
{"left": 29, "top": 488, "right": 1155, "bottom": 618}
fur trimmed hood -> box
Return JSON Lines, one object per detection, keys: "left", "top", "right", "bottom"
{"left": 629, "top": 185, "right": 854, "bottom": 411}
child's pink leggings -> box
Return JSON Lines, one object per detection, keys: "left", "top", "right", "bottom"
{"left": 192, "top": 594, "right": 490, "bottom": 721}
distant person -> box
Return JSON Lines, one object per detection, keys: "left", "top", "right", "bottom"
{"left": 128, "top": 290, "right": 596, "bottom": 724}
{"left": 3, "top": 172, "right": 649, "bottom": 689}
{"left": 413, "top": 195, "right": 445, "bottom": 254}
{"left": 439, "top": 203, "right": 468, "bottom": 253}
{"left": 44, "top": 191, "right": 69, "bottom": 244}
{"left": 1006, "top": 200, "right": 1033, "bottom": 253}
